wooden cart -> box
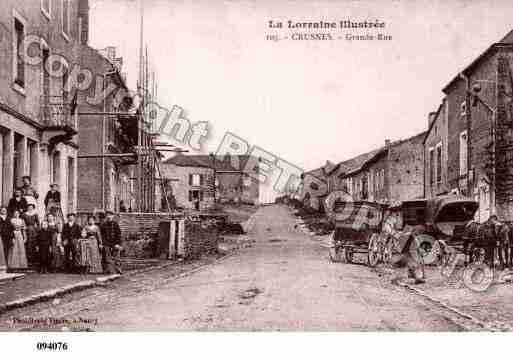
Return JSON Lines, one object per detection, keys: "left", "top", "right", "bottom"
{"left": 328, "top": 200, "right": 389, "bottom": 267}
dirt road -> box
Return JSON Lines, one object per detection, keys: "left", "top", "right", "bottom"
{"left": 0, "top": 205, "right": 475, "bottom": 331}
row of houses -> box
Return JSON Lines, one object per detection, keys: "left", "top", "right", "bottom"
{"left": 0, "top": 0, "right": 153, "bottom": 218}
{"left": 299, "top": 29, "right": 513, "bottom": 223}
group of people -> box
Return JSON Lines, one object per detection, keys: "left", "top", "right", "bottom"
{"left": 0, "top": 176, "right": 123, "bottom": 275}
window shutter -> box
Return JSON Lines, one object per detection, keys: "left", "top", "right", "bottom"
{"left": 200, "top": 191, "right": 204, "bottom": 201}
{"left": 189, "top": 174, "right": 192, "bottom": 186}
{"left": 188, "top": 191, "right": 192, "bottom": 202}
{"left": 200, "top": 174, "right": 204, "bottom": 186}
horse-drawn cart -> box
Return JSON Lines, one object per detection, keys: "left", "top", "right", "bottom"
{"left": 328, "top": 200, "right": 389, "bottom": 266}
{"left": 399, "top": 196, "right": 479, "bottom": 265}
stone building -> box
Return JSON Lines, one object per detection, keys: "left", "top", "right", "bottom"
{"left": 427, "top": 29, "right": 513, "bottom": 222}
{"left": 298, "top": 166, "right": 328, "bottom": 211}
{"left": 338, "top": 132, "right": 426, "bottom": 204}
{"left": 159, "top": 154, "right": 260, "bottom": 211}
{"left": 159, "top": 155, "right": 215, "bottom": 211}
{"left": 423, "top": 101, "right": 450, "bottom": 199}
{"left": 214, "top": 155, "right": 259, "bottom": 205}
{"left": 76, "top": 44, "right": 139, "bottom": 214}
{"left": 0, "top": 0, "right": 89, "bottom": 216}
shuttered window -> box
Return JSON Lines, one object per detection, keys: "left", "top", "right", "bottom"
{"left": 460, "top": 131, "right": 468, "bottom": 176}
{"left": 14, "top": 17, "right": 25, "bottom": 88}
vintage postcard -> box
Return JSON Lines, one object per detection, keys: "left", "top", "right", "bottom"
{"left": 1, "top": 0, "right": 513, "bottom": 350}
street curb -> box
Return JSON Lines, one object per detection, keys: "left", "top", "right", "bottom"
{"left": 0, "top": 251, "right": 236, "bottom": 316}
{"left": 397, "top": 281, "right": 505, "bottom": 331}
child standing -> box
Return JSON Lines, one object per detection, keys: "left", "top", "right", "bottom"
{"left": 78, "top": 227, "right": 103, "bottom": 274}
{"left": 37, "top": 221, "right": 52, "bottom": 274}
{"left": 50, "top": 221, "right": 65, "bottom": 272}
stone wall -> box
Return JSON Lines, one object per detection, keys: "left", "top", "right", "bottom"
{"left": 117, "top": 212, "right": 222, "bottom": 259}
{"left": 388, "top": 132, "right": 425, "bottom": 202}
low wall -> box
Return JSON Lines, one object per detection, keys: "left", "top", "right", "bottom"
{"left": 75, "top": 211, "right": 226, "bottom": 259}
{"left": 119, "top": 212, "right": 225, "bottom": 259}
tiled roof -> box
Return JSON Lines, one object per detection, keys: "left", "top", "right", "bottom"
{"left": 335, "top": 131, "right": 427, "bottom": 176}
{"left": 304, "top": 166, "right": 327, "bottom": 181}
{"left": 163, "top": 154, "right": 256, "bottom": 172}
{"left": 443, "top": 28, "right": 513, "bottom": 92}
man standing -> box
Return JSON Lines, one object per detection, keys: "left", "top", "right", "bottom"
{"left": 383, "top": 206, "right": 425, "bottom": 284}
{"left": 0, "top": 207, "right": 12, "bottom": 265}
{"left": 101, "top": 210, "right": 122, "bottom": 274}
{"left": 478, "top": 215, "right": 499, "bottom": 269}
{"left": 62, "top": 213, "right": 81, "bottom": 273}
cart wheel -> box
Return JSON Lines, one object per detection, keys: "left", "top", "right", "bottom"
{"left": 344, "top": 247, "right": 354, "bottom": 263}
{"left": 368, "top": 234, "right": 380, "bottom": 267}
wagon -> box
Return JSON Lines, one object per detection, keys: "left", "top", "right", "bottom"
{"left": 398, "top": 196, "right": 479, "bottom": 265}
{"left": 328, "top": 200, "right": 389, "bottom": 266}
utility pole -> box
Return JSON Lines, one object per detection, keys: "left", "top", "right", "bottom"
{"left": 137, "top": 0, "right": 144, "bottom": 212}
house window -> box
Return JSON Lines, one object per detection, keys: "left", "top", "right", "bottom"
{"left": 41, "top": 44, "right": 50, "bottom": 101}
{"left": 41, "top": 0, "right": 51, "bottom": 19}
{"left": 13, "top": 16, "right": 25, "bottom": 88}
{"left": 459, "top": 131, "right": 468, "bottom": 176}
{"left": 460, "top": 101, "right": 466, "bottom": 117}
{"left": 62, "top": 62, "right": 69, "bottom": 102}
{"left": 78, "top": 16, "right": 83, "bottom": 43}
{"left": 62, "top": 0, "right": 70, "bottom": 39}
{"left": 189, "top": 173, "right": 202, "bottom": 186}
{"left": 369, "top": 170, "right": 374, "bottom": 195}
{"left": 243, "top": 175, "right": 252, "bottom": 188}
{"left": 188, "top": 190, "right": 204, "bottom": 202}
{"left": 436, "top": 143, "right": 442, "bottom": 184}
{"left": 361, "top": 174, "right": 368, "bottom": 199}
{"left": 429, "top": 148, "right": 434, "bottom": 186}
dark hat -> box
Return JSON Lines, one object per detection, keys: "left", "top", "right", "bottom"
{"left": 105, "top": 210, "right": 114, "bottom": 215}
{"left": 66, "top": 213, "right": 76, "bottom": 218}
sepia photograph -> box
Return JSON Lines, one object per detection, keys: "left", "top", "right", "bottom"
{"left": 1, "top": 0, "right": 513, "bottom": 353}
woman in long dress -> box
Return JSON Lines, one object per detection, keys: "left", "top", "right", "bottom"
{"left": 8, "top": 210, "right": 28, "bottom": 270}
{"left": 83, "top": 216, "right": 103, "bottom": 273}
{"left": 22, "top": 204, "right": 40, "bottom": 265}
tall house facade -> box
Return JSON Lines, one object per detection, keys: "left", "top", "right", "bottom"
{"left": 438, "top": 30, "right": 513, "bottom": 222}
{"left": 0, "top": 0, "right": 88, "bottom": 216}
{"left": 76, "top": 44, "right": 138, "bottom": 214}
{"left": 424, "top": 102, "right": 449, "bottom": 199}
{"left": 340, "top": 133, "right": 425, "bottom": 204}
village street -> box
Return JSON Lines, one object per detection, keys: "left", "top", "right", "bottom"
{"left": 2, "top": 204, "right": 502, "bottom": 331}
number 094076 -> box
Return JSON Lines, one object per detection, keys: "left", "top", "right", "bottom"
{"left": 36, "top": 342, "right": 69, "bottom": 351}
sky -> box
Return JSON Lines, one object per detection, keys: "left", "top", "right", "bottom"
{"left": 90, "top": 0, "right": 513, "bottom": 202}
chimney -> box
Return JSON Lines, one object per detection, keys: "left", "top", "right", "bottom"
{"left": 385, "top": 139, "right": 391, "bottom": 148}
{"left": 428, "top": 111, "right": 437, "bottom": 127}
